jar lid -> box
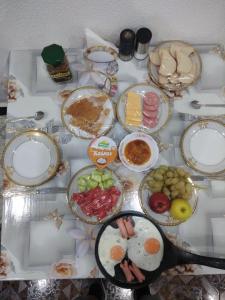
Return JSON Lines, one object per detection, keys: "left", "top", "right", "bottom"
{"left": 136, "top": 28, "right": 152, "bottom": 44}
{"left": 41, "top": 44, "right": 65, "bottom": 66}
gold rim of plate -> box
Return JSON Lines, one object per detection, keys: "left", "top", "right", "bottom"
{"left": 148, "top": 40, "right": 202, "bottom": 92}
{"left": 180, "top": 118, "right": 225, "bottom": 176}
{"left": 3, "top": 129, "right": 61, "bottom": 187}
{"left": 83, "top": 45, "right": 118, "bottom": 63}
{"left": 138, "top": 169, "right": 198, "bottom": 226}
{"left": 67, "top": 165, "right": 124, "bottom": 225}
{"left": 116, "top": 82, "right": 172, "bottom": 135}
{"left": 61, "top": 86, "right": 115, "bottom": 140}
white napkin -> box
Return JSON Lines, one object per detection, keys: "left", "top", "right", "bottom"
{"left": 174, "top": 93, "right": 225, "bottom": 116}
{"left": 196, "top": 52, "right": 225, "bottom": 91}
{"left": 211, "top": 218, "right": 225, "bottom": 256}
{"left": 211, "top": 180, "right": 225, "bottom": 198}
{"left": 85, "top": 28, "right": 118, "bottom": 52}
{"left": 29, "top": 220, "right": 75, "bottom": 266}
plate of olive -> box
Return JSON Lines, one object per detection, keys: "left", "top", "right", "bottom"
{"left": 139, "top": 165, "right": 198, "bottom": 226}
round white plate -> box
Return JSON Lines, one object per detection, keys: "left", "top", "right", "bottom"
{"left": 119, "top": 132, "right": 159, "bottom": 172}
{"left": 139, "top": 169, "right": 198, "bottom": 226}
{"left": 61, "top": 86, "right": 115, "bottom": 139}
{"left": 117, "top": 83, "right": 171, "bottom": 134}
{"left": 67, "top": 165, "right": 123, "bottom": 224}
{"left": 3, "top": 130, "right": 60, "bottom": 186}
{"left": 148, "top": 40, "right": 202, "bottom": 93}
{"left": 180, "top": 119, "right": 225, "bottom": 175}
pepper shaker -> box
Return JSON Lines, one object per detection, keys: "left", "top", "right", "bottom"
{"left": 134, "top": 28, "right": 152, "bottom": 60}
{"left": 119, "top": 29, "right": 135, "bottom": 61}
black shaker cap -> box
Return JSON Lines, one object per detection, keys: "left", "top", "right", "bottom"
{"left": 119, "top": 29, "right": 135, "bottom": 55}
{"left": 136, "top": 28, "right": 152, "bottom": 44}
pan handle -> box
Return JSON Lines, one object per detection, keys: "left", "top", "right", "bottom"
{"left": 177, "top": 249, "right": 225, "bottom": 270}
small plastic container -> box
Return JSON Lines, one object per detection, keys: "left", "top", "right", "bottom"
{"left": 41, "top": 44, "right": 72, "bottom": 83}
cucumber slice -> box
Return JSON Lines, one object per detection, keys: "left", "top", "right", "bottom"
{"left": 78, "top": 177, "right": 87, "bottom": 186}
{"left": 83, "top": 174, "right": 91, "bottom": 180}
{"left": 78, "top": 185, "right": 86, "bottom": 192}
{"left": 91, "top": 174, "right": 102, "bottom": 183}
{"left": 102, "top": 172, "right": 113, "bottom": 182}
{"left": 87, "top": 179, "right": 98, "bottom": 190}
{"left": 92, "top": 169, "right": 103, "bottom": 177}
{"left": 103, "top": 179, "right": 114, "bottom": 189}
{"left": 99, "top": 182, "right": 104, "bottom": 190}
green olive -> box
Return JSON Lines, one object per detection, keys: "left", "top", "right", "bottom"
{"left": 179, "top": 187, "right": 186, "bottom": 195}
{"left": 171, "top": 177, "right": 179, "bottom": 185}
{"left": 162, "top": 187, "right": 170, "bottom": 197}
{"left": 171, "top": 190, "right": 179, "bottom": 199}
{"left": 176, "top": 168, "right": 186, "bottom": 177}
{"left": 153, "top": 173, "right": 164, "bottom": 181}
{"left": 185, "top": 183, "right": 192, "bottom": 194}
{"left": 150, "top": 185, "right": 162, "bottom": 193}
{"left": 148, "top": 181, "right": 158, "bottom": 188}
{"left": 165, "top": 178, "right": 173, "bottom": 185}
{"left": 166, "top": 171, "right": 174, "bottom": 178}
{"left": 175, "top": 181, "right": 185, "bottom": 190}
{"left": 182, "top": 192, "right": 191, "bottom": 200}
{"left": 170, "top": 185, "right": 177, "bottom": 191}
{"left": 159, "top": 165, "right": 168, "bottom": 170}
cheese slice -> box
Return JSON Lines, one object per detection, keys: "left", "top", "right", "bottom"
{"left": 125, "top": 92, "right": 142, "bottom": 126}
{"left": 126, "top": 118, "right": 142, "bottom": 126}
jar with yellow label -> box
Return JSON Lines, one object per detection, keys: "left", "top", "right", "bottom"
{"left": 41, "top": 44, "right": 72, "bottom": 82}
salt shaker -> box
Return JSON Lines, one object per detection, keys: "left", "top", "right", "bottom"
{"left": 134, "top": 28, "right": 152, "bottom": 60}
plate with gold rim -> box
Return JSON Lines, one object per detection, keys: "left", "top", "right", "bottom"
{"left": 67, "top": 165, "right": 123, "bottom": 225}
{"left": 148, "top": 40, "right": 202, "bottom": 93}
{"left": 61, "top": 86, "right": 115, "bottom": 139}
{"left": 116, "top": 83, "right": 171, "bottom": 135}
{"left": 139, "top": 168, "right": 198, "bottom": 226}
{"left": 180, "top": 119, "right": 225, "bottom": 175}
{"left": 3, "top": 130, "right": 60, "bottom": 186}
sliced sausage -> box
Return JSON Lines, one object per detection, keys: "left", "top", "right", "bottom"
{"left": 123, "top": 217, "right": 135, "bottom": 237}
{"left": 143, "top": 117, "right": 158, "bottom": 128}
{"left": 129, "top": 262, "right": 145, "bottom": 282}
{"left": 144, "top": 92, "right": 159, "bottom": 106}
{"left": 116, "top": 218, "right": 128, "bottom": 239}
{"left": 143, "top": 103, "right": 159, "bottom": 112}
{"left": 120, "top": 260, "right": 134, "bottom": 282}
{"left": 143, "top": 110, "right": 158, "bottom": 119}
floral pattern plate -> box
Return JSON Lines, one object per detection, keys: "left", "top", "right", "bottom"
{"left": 67, "top": 165, "right": 123, "bottom": 225}
{"left": 3, "top": 130, "right": 60, "bottom": 186}
{"left": 180, "top": 119, "right": 225, "bottom": 175}
{"left": 116, "top": 83, "right": 171, "bottom": 135}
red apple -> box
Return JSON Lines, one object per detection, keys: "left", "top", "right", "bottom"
{"left": 149, "top": 192, "right": 171, "bottom": 214}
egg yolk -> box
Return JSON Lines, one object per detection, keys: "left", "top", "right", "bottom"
{"left": 144, "top": 238, "right": 160, "bottom": 254}
{"left": 110, "top": 245, "right": 125, "bottom": 261}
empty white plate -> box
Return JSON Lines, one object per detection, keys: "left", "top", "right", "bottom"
{"left": 180, "top": 119, "right": 225, "bottom": 175}
{"left": 3, "top": 130, "right": 60, "bottom": 186}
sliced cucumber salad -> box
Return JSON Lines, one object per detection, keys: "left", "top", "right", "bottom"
{"left": 77, "top": 169, "right": 114, "bottom": 192}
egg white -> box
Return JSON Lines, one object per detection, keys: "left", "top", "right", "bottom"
{"left": 127, "top": 217, "right": 164, "bottom": 271}
{"left": 98, "top": 226, "right": 127, "bottom": 276}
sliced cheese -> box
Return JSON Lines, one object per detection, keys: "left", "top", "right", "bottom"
{"left": 125, "top": 92, "right": 142, "bottom": 126}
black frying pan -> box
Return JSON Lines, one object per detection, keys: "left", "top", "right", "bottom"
{"left": 95, "top": 211, "right": 225, "bottom": 289}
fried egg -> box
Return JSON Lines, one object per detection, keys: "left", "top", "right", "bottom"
{"left": 98, "top": 226, "right": 127, "bottom": 276}
{"left": 127, "top": 217, "right": 164, "bottom": 271}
